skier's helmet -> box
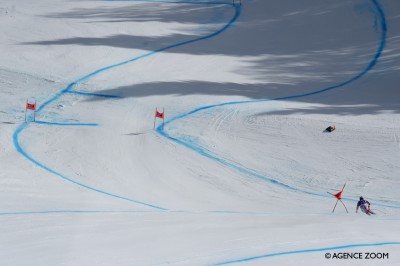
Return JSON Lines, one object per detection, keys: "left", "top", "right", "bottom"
{"left": 360, "top": 196, "right": 364, "bottom": 200}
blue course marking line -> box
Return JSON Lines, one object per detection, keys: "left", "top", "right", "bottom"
{"left": 13, "top": 1, "right": 239, "bottom": 210}
{"left": 212, "top": 242, "right": 400, "bottom": 265}
{"left": 0, "top": 210, "right": 155, "bottom": 216}
{"left": 35, "top": 0, "right": 238, "bottom": 114}
{"left": 157, "top": 0, "right": 400, "bottom": 209}
{"left": 66, "top": 90, "right": 121, "bottom": 98}
{"left": 105, "top": 0, "right": 230, "bottom": 5}
{"left": 157, "top": 127, "right": 400, "bottom": 208}
{"left": 13, "top": 123, "right": 167, "bottom": 211}
{"left": 34, "top": 120, "right": 98, "bottom": 126}
{"left": 71, "top": 3, "right": 239, "bottom": 87}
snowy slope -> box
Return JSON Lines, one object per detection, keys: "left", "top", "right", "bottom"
{"left": 0, "top": 0, "right": 399, "bottom": 265}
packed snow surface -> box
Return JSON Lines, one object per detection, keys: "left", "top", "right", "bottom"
{"left": 0, "top": 0, "right": 399, "bottom": 265}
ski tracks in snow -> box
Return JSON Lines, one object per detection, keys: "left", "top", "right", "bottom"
{"left": 9, "top": 0, "right": 400, "bottom": 265}
{"left": 12, "top": 0, "right": 240, "bottom": 212}
{"left": 395, "top": 133, "right": 400, "bottom": 150}
{"left": 157, "top": 0, "right": 398, "bottom": 209}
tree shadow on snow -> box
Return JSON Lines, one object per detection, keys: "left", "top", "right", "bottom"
{"left": 21, "top": 0, "right": 400, "bottom": 115}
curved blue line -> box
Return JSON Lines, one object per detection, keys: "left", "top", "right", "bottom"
{"left": 157, "top": 0, "right": 399, "bottom": 209}
{"left": 66, "top": 90, "right": 121, "bottom": 98}
{"left": 70, "top": 4, "right": 240, "bottom": 87}
{"left": 105, "top": 0, "right": 231, "bottom": 5}
{"left": 212, "top": 242, "right": 400, "bottom": 265}
{"left": 157, "top": 129, "right": 399, "bottom": 208}
{"left": 34, "top": 120, "right": 98, "bottom": 126}
{"left": 35, "top": 1, "right": 239, "bottom": 115}
{"left": 13, "top": 123, "right": 167, "bottom": 210}
{"left": 0, "top": 210, "right": 153, "bottom": 216}
{"left": 13, "top": 2, "right": 240, "bottom": 210}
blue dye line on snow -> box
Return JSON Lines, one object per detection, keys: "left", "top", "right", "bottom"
{"left": 0, "top": 210, "right": 156, "bottom": 216}
{"left": 70, "top": 4, "right": 240, "bottom": 87}
{"left": 66, "top": 90, "right": 121, "bottom": 98}
{"left": 105, "top": 0, "right": 231, "bottom": 5}
{"left": 35, "top": 1, "right": 238, "bottom": 114}
{"left": 34, "top": 120, "right": 98, "bottom": 127}
{"left": 212, "top": 242, "right": 400, "bottom": 265}
{"left": 13, "top": 123, "right": 167, "bottom": 211}
{"left": 13, "top": 1, "right": 239, "bottom": 210}
{"left": 157, "top": 0, "right": 400, "bottom": 209}
{"left": 157, "top": 129, "right": 399, "bottom": 208}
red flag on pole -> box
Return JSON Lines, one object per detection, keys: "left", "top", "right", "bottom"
{"left": 155, "top": 109, "right": 164, "bottom": 119}
{"left": 25, "top": 99, "right": 37, "bottom": 122}
{"left": 332, "top": 190, "right": 343, "bottom": 200}
{"left": 154, "top": 108, "right": 165, "bottom": 129}
{"left": 327, "top": 183, "right": 348, "bottom": 213}
{"left": 26, "top": 102, "right": 36, "bottom": 111}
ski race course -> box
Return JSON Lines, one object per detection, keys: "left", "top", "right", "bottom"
{"left": 1, "top": 0, "right": 399, "bottom": 265}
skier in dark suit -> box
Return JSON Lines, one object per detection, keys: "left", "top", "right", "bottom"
{"left": 356, "top": 197, "right": 374, "bottom": 215}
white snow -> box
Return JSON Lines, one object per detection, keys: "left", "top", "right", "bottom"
{"left": 0, "top": 0, "right": 399, "bottom": 265}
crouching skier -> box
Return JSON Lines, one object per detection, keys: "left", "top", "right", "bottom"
{"left": 356, "top": 197, "right": 375, "bottom": 215}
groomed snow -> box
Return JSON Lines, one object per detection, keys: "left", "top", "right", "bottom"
{"left": 0, "top": 0, "right": 399, "bottom": 265}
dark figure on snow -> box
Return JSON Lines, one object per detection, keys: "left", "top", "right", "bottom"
{"left": 356, "top": 197, "right": 375, "bottom": 215}
{"left": 326, "top": 125, "right": 336, "bottom": 132}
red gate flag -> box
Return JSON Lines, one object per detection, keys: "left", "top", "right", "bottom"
{"left": 26, "top": 102, "right": 36, "bottom": 111}
{"left": 25, "top": 100, "right": 37, "bottom": 122}
{"left": 154, "top": 108, "right": 165, "bottom": 129}
{"left": 332, "top": 190, "right": 343, "bottom": 200}
{"left": 327, "top": 183, "right": 348, "bottom": 213}
{"left": 155, "top": 109, "right": 164, "bottom": 119}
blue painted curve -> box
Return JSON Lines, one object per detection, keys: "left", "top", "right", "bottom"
{"left": 157, "top": 0, "right": 400, "bottom": 209}
{"left": 12, "top": 0, "right": 240, "bottom": 211}
{"left": 0, "top": 209, "right": 161, "bottom": 216}
{"left": 66, "top": 90, "right": 121, "bottom": 98}
{"left": 212, "top": 242, "right": 400, "bottom": 265}
{"left": 13, "top": 123, "right": 167, "bottom": 210}
{"left": 34, "top": 120, "right": 98, "bottom": 127}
